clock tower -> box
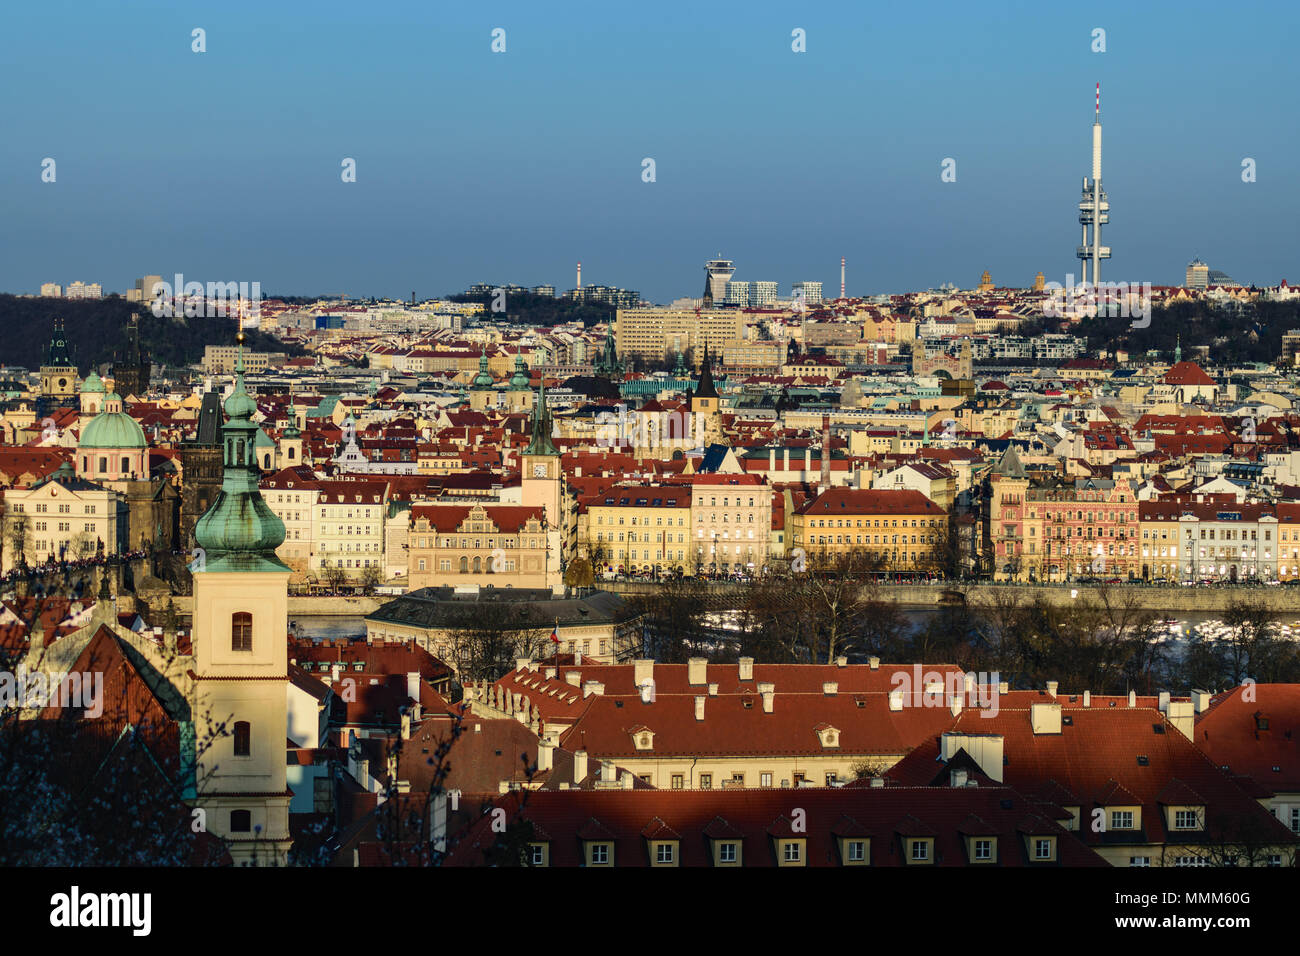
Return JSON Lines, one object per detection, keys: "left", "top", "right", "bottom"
{"left": 40, "top": 318, "right": 79, "bottom": 408}
{"left": 520, "top": 379, "right": 565, "bottom": 590}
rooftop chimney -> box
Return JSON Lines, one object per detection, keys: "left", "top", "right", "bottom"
{"left": 582, "top": 680, "right": 604, "bottom": 698}
{"left": 823, "top": 682, "right": 838, "bottom": 696}
{"left": 573, "top": 749, "right": 588, "bottom": 785}
{"left": 1046, "top": 680, "right": 1058, "bottom": 699}
{"left": 1158, "top": 691, "right": 1171, "bottom": 713}
{"left": 1191, "top": 689, "right": 1211, "bottom": 713}
{"left": 1083, "top": 690, "right": 1091, "bottom": 707}
{"left": 949, "top": 694, "right": 962, "bottom": 717}
{"left": 695, "top": 696, "right": 706, "bottom": 721}
{"left": 834, "top": 656, "right": 847, "bottom": 668}
{"left": 687, "top": 657, "right": 707, "bottom": 685}
{"left": 564, "top": 671, "right": 581, "bottom": 687}
{"left": 1128, "top": 690, "right": 1137, "bottom": 708}
{"left": 600, "top": 760, "right": 617, "bottom": 784}
{"left": 1031, "top": 701, "right": 1062, "bottom": 734}
{"left": 738, "top": 657, "right": 754, "bottom": 681}
{"left": 888, "top": 688, "right": 904, "bottom": 711}
{"left": 1166, "top": 700, "right": 1194, "bottom": 739}
{"left": 633, "top": 659, "right": 655, "bottom": 686}
{"left": 868, "top": 656, "right": 880, "bottom": 670}
{"left": 537, "top": 738, "right": 554, "bottom": 772}
{"left": 707, "top": 682, "right": 718, "bottom": 696}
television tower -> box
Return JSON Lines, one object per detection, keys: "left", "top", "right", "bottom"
{"left": 1076, "top": 83, "right": 1110, "bottom": 287}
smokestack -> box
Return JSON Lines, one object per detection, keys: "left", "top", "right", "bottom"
{"left": 840, "top": 256, "right": 846, "bottom": 299}
{"left": 577, "top": 262, "right": 582, "bottom": 290}
{"left": 820, "top": 415, "right": 831, "bottom": 490}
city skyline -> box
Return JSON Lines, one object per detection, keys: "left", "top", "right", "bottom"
{"left": 4, "top": 0, "right": 1298, "bottom": 302}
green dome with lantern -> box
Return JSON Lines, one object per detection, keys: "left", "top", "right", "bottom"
{"left": 80, "top": 371, "right": 106, "bottom": 395}
{"left": 79, "top": 393, "right": 147, "bottom": 449}
{"left": 509, "top": 353, "right": 531, "bottom": 389}
{"left": 471, "top": 350, "right": 495, "bottom": 388}
{"left": 193, "top": 335, "right": 289, "bottom": 573}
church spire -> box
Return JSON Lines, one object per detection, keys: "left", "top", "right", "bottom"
{"left": 524, "top": 377, "right": 559, "bottom": 457}
{"left": 694, "top": 344, "right": 718, "bottom": 400}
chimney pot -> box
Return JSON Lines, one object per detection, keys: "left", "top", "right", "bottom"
{"left": 573, "top": 749, "right": 588, "bottom": 785}
{"left": 694, "top": 696, "right": 706, "bottom": 720}
{"left": 868, "top": 656, "right": 880, "bottom": 670}
{"left": 1128, "top": 690, "right": 1137, "bottom": 708}
{"left": 1046, "top": 680, "right": 1058, "bottom": 699}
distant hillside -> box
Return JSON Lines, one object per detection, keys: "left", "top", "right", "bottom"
{"left": 1023, "top": 297, "right": 1300, "bottom": 365}
{"left": 448, "top": 290, "right": 615, "bottom": 329}
{"left": 0, "top": 294, "right": 302, "bottom": 374}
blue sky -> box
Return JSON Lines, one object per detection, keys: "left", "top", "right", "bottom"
{"left": 2, "top": 0, "right": 1296, "bottom": 302}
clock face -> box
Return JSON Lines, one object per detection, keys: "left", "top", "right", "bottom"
{"left": 532, "top": 463, "right": 548, "bottom": 478}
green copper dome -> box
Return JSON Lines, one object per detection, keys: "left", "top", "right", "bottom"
{"left": 193, "top": 339, "right": 288, "bottom": 573}
{"left": 509, "top": 353, "right": 531, "bottom": 389}
{"left": 79, "top": 394, "right": 147, "bottom": 449}
{"left": 472, "top": 350, "right": 495, "bottom": 388}
{"left": 80, "top": 371, "right": 106, "bottom": 394}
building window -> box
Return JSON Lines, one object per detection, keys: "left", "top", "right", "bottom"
{"left": 783, "top": 841, "right": 801, "bottom": 863}
{"left": 670, "top": 774, "right": 684, "bottom": 790}
{"left": 1174, "top": 809, "right": 1198, "bottom": 830}
{"left": 589, "top": 843, "right": 609, "bottom": 865}
{"left": 656, "top": 843, "right": 675, "bottom": 864}
{"left": 233, "top": 720, "right": 251, "bottom": 756}
{"left": 699, "top": 773, "right": 712, "bottom": 789}
{"left": 910, "top": 840, "right": 929, "bottom": 861}
{"left": 759, "top": 772, "right": 772, "bottom": 788}
{"left": 230, "top": 810, "right": 251, "bottom": 833}
{"left": 231, "top": 612, "right": 253, "bottom": 652}
{"left": 1129, "top": 856, "right": 1151, "bottom": 867}
{"left": 847, "top": 840, "right": 865, "bottom": 862}
{"left": 1034, "top": 838, "right": 1053, "bottom": 860}
{"left": 974, "top": 839, "right": 992, "bottom": 861}
{"left": 719, "top": 842, "right": 737, "bottom": 863}
{"left": 529, "top": 844, "right": 545, "bottom": 866}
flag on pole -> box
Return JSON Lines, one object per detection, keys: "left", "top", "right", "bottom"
{"left": 550, "top": 623, "right": 560, "bottom": 644}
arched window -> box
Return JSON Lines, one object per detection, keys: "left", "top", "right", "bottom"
{"left": 82, "top": 457, "right": 88, "bottom": 472}
{"left": 231, "top": 612, "right": 252, "bottom": 652}
{"left": 236, "top": 439, "right": 246, "bottom": 464}
{"left": 264, "top": 453, "right": 271, "bottom": 469}
{"left": 230, "top": 809, "right": 251, "bottom": 832}
{"left": 472, "top": 555, "right": 482, "bottom": 574}
{"left": 287, "top": 446, "right": 295, "bottom": 460}
{"left": 98, "top": 457, "right": 107, "bottom": 473}
{"left": 233, "top": 720, "right": 251, "bottom": 756}
{"left": 459, "top": 556, "right": 468, "bottom": 573}
{"left": 120, "top": 456, "right": 130, "bottom": 474}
